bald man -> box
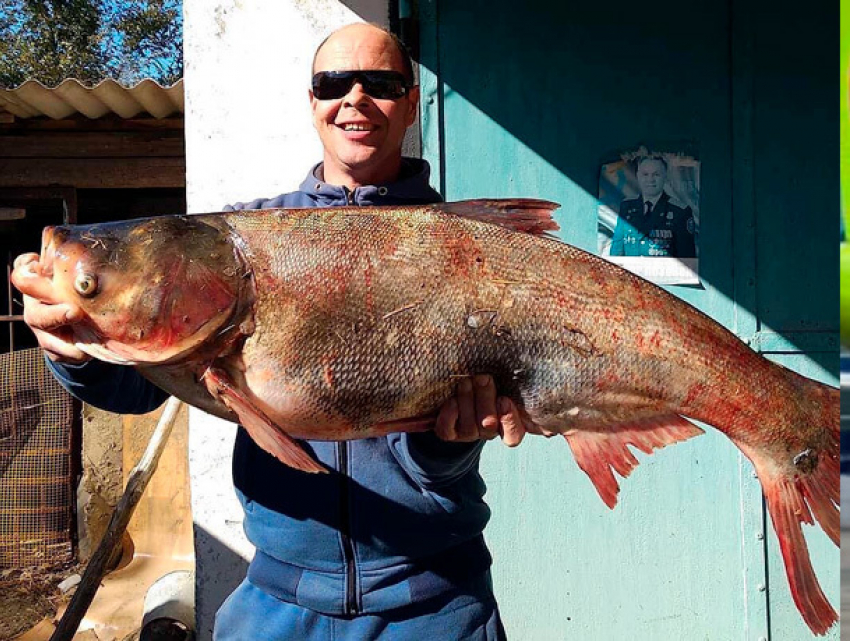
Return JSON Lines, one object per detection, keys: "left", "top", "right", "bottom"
{"left": 15, "top": 23, "right": 517, "bottom": 640}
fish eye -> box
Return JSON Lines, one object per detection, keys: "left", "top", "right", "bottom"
{"left": 74, "top": 272, "right": 99, "bottom": 298}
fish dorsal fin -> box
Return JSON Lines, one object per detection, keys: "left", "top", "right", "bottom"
{"left": 432, "top": 199, "right": 561, "bottom": 235}
{"left": 563, "top": 414, "right": 704, "bottom": 509}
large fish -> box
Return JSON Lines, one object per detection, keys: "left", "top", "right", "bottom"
{"left": 13, "top": 199, "right": 838, "bottom": 635}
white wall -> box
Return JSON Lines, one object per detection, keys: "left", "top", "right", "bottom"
{"left": 184, "top": 2, "right": 362, "bottom": 637}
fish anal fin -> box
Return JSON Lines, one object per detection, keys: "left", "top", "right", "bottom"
{"left": 434, "top": 199, "right": 560, "bottom": 236}
{"left": 203, "top": 367, "right": 326, "bottom": 474}
{"left": 563, "top": 414, "right": 704, "bottom": 509}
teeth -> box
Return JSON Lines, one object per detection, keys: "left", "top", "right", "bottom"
{"left": 343, "top": 124, "right": 372, "bottom": 131}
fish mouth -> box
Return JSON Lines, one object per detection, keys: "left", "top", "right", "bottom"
{"left": 77, "top": 342, "right": 135, "bottom": 366}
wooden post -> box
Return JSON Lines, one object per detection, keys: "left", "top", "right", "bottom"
{"left": 50, "top": 396, "right": 184, "bottom": 641}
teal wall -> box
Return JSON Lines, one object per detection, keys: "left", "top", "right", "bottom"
{"left": 417, "top": 0, "right": 838, "bottom": 638}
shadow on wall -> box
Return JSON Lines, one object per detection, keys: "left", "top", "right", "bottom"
{"left": 194, "top": 526, "right": 250, "bottom": 639}
{"left": 340, "top": 0, "right": 837, "bottom": 363}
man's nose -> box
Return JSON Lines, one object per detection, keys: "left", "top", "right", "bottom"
{"left": 342, "top": 82, "right": 371, "bottom": 108}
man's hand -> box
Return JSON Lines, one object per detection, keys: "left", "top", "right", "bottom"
{"left": 11, "top": 253, "right": 90, "bottom": 364}
{"left": 435, "top": 375, "right": 528, "bottom": 447}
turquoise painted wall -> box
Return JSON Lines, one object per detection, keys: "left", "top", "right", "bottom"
{"left": 417, "top": 0, "right": 838, "bottom": 638}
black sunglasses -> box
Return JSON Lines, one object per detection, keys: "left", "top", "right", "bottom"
{"left": 311, "top": 70, "right": 412, "bottom": 100}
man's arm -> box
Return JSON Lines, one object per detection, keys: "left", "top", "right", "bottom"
{"left": 389, "top": 431, "right": 486, "bottom": 490}
{"left": 389, "top": 375, "right": 529, "bottom": 489}
{"left": 48, "top": 359, "right": 169, "bottom": 414}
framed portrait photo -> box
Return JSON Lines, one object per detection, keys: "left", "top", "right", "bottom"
{"left": 598, "top": 147, "right": 700, "bottom": 285}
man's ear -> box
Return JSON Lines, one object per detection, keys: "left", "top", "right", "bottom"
{"left": 405, "top": 86, "right": 420, "bottom": 126}
{"left": 309, "top": 89, "right": 316, "bottom": 112}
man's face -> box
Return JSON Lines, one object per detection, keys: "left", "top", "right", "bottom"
{"left": 636, "top": 159, "right": 667, "bottom": 200}
{"left": 310, "top": 25, "right": 419, "bottom": 186}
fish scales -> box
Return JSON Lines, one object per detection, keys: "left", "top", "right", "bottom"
{"left": 226, "top": 205, "right": 764, "bottom": 440}
{"left": 16, "top": 198, "right": 839, "bottom": 635}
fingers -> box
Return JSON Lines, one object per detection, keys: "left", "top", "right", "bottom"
{"left": 22, "top": 298, "right": 89, "bottom": 363}
{"left": 453, "top": 377, "right": 477, "bottom": 440}
{"left": 22, "top": 296, "right": 85, "bottom": 332}
{"left": 437, "top": 375, "right": 503, "bottom": 443}
{"left": 34, "top": 326, "right": 89, "bottom": 363}
{"left": 11, "top": 253, "right": 90, "bottom": 364}
{"left": 11, "top": 260, "right": 61, "bottom": 304}
{"left": 497, "top": 397, "right": 525, "bottom": 447}
{"left": 435, "top": 397, "right": 459, "bottom": 441}
{"left": 435, "top": 375, "right": 537, "bottom": 446}
{"left": 474, "top": 374, "right": 499, "bottom": 432}
{"left": 13, "top": 252, "right": 39, "bottom": 270}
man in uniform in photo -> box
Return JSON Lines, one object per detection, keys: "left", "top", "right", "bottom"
{"left": 609, "top": 155, "right": 697, "bottom": 258}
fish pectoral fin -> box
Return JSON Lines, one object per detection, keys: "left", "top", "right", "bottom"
{"left": 432, "top": 199, "right": 560, "bottom": 236}
{"left": 202, "top": 367, "right": 326, "bottom": 474}
{"left": 563, "top": 414, "right": 704, "bottom": 509}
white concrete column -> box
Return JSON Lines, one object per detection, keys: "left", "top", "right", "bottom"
{"left": 183, "top": 2, "right": 361, "bottom": 637}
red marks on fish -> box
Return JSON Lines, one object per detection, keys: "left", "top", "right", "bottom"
{"left": 632, "top": 329, "right": 662, "bottom": 354}
{"left": 649, "top": 330, "right": 662, "bottom": 349}
{"left": 585, "top": 263, "right": 612, "bottom": 289}
{"left": 431, "top": 221, "right": 485, "bottom": 278}
{"left": 554, "top": 290, "right": 574, "bottom": 310}
{"left": 163, "top": 260, "right": 236, "bottom": 340}
{"left": 683, "top": 382, "right": 707, "bottom": 409}
{"left": 596, "top": 369, "right": 621, "bottom": 388}
{"left": 323, "top": 361, "right": 335, "bottom": 389}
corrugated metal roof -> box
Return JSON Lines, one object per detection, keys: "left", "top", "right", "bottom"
{"left": 0, "top": 78, "right": 184, "bottom": 120}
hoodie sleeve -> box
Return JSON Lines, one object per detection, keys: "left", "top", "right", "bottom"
{"left": 387, "top": 431, "right": 485, "bottom": 490}
{"left": 46, "top": 358, "right": 169, "bottom": 415}
{"left": 223, "top": 198, "right": 269, "bottom": 212}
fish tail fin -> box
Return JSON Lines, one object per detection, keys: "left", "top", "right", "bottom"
{"left": 735, "top": 379, "right": 839, "bottom": 636}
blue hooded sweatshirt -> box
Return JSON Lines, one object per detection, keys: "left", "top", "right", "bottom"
{"left": 48, "top": 158, "right": 494, "bottom": 618}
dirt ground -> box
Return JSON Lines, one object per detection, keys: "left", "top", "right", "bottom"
{"left": 0, "top": 563, "right": 80, "bottom": 641}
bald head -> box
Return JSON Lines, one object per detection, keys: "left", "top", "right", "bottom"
{"left": 312, "top": 23, "right": 414, "bottom": 84}
{"left": 309, "top": 22, "right": 420, "bottom": 189}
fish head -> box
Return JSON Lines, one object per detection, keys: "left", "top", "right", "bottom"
{"left": 40, "top": 215, "right": 249, "bottom": 366}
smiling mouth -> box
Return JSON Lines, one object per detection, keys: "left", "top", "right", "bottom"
{"left": 339, "top": 123, "right": 376, "bottom": 132}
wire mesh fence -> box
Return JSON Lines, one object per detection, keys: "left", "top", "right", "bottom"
{"left": 0, "top": 347, "right": 75, "bottom": 568}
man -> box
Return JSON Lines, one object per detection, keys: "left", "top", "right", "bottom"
{"left": 610, "top": 155, "right": 697, "bottom": 257}
{"left": 14, "top": 23, "right": 525, "bottom": 640}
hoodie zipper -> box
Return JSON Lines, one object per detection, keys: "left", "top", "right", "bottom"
{"left": 339, "top": 185, "right": 358, "bottom": 615}
{"left": 337, "top": 441, "right": 358, "bottom": 614}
